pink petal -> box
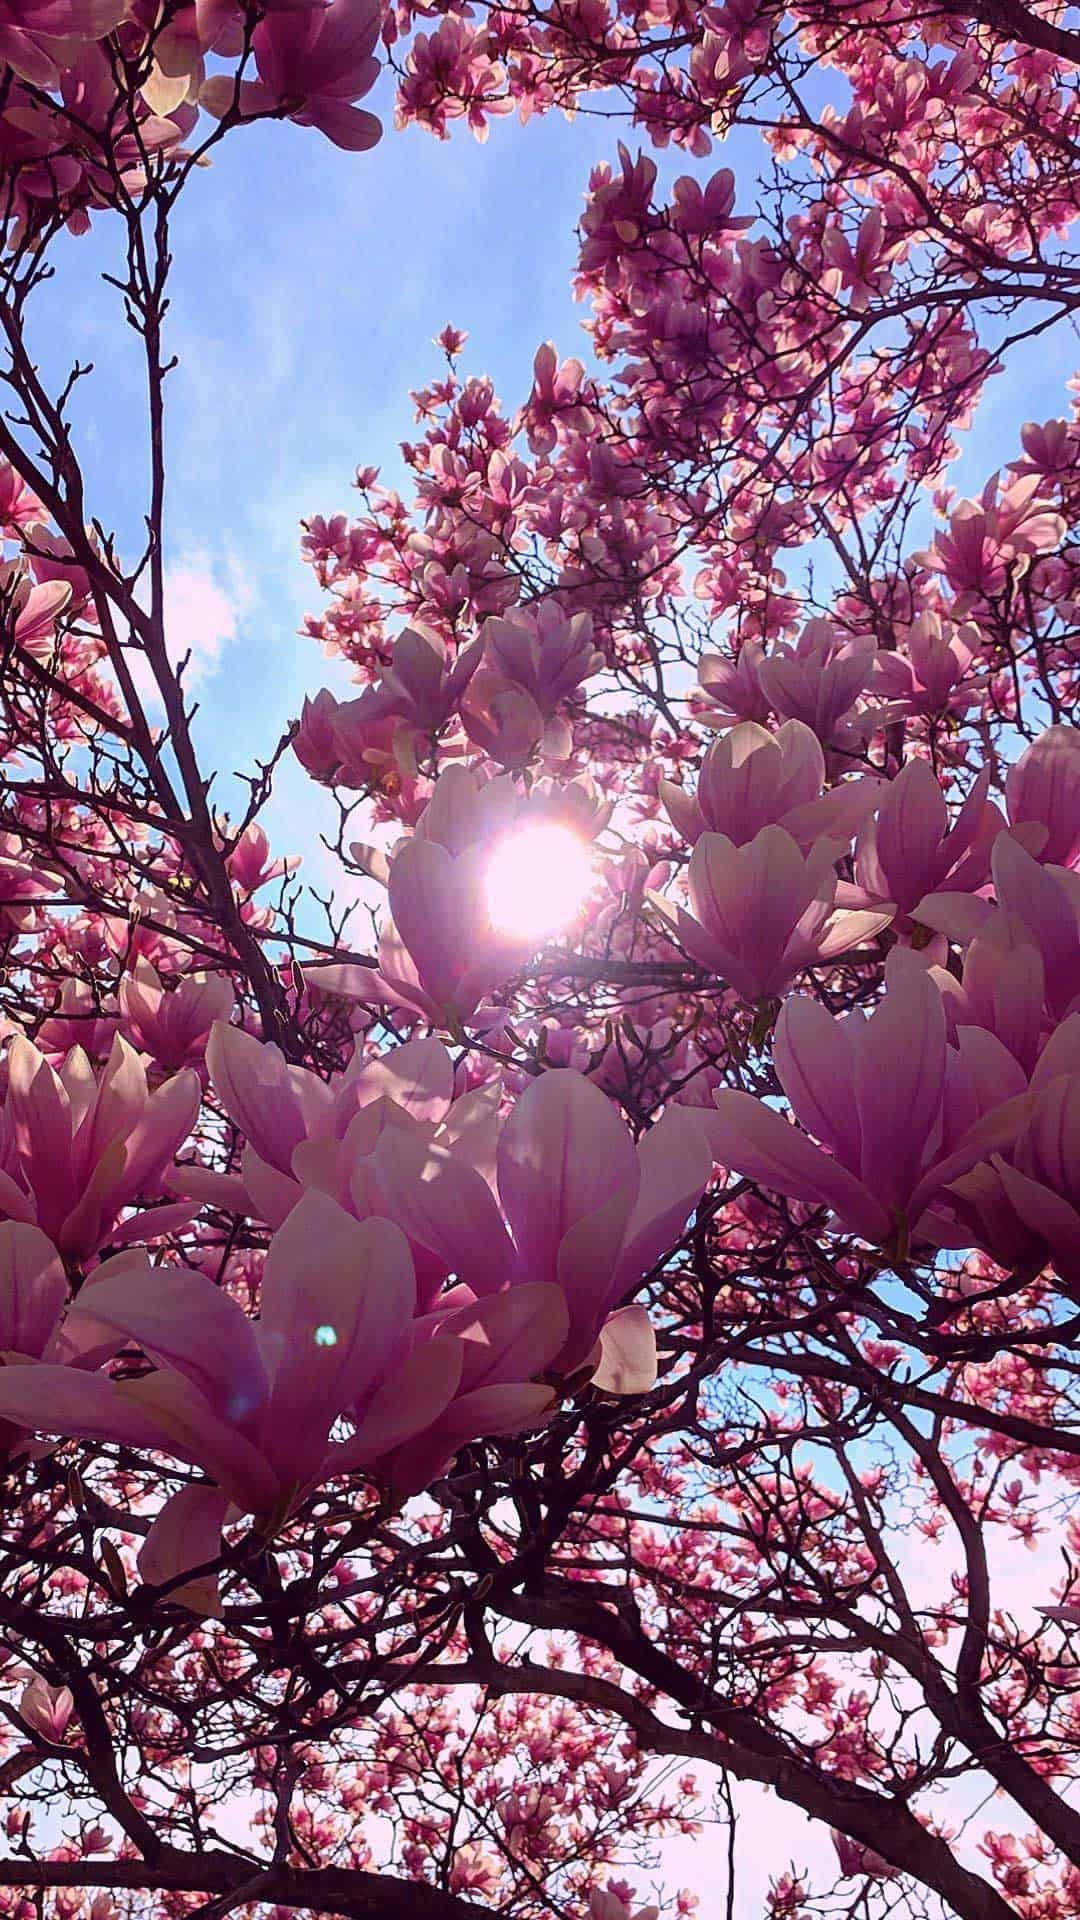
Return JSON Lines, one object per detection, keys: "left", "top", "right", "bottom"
{"left": 854, "top": 968, "right": 945, "bottom": 1212}
{"left": 591, "top": 1306, "right": 657, "bottom": 1394}
{"left": 0, "top": 1222, "right": 66, "bottom": 1357}
{"left": 71, "top": 1256, "right": 268, "bottom": 1434}
{"left": 774, "top": 996, "right": 861, "bottom": 1173}
{"left": 138, "top": 1484, "right": 229, "bottom": 1616}
{"left": 497, "top": 1069, "right": 640, "bottom": 1286}
{"left": 372, "top": 1131, "right": 516, "bottom": 1294}
{"left": 259, "top": 1192, "right": 416, "bottom": 1484}
{"left": 614, "top": 1105, "right": 715, "bottom": 1288}
{"left": 708, "top": 1092, "right": 890, "bottom": 1243}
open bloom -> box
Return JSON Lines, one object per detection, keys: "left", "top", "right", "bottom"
{"left": 372, "top": 1066, "right": 715, "bottom": 1376}
{"left": 0, "top": 1192, "right": 577, "bottom": 1604}
{"left": 659, "top": 719, "right": 880, "bottom": 852}
{"left": 119, "top": 959, "right": 235, "bottom": 1072}
{"left": 201, "top": 0, "right": 382, "bottom": 148}
{"left": 480, "top": 603, "right": 604, "bottom": 716}
{"left": 336, "top": 624, "right": 482, "bottom": 737}
{"left": 650, "top": 827, "right": 891, "bottom": 1004}
{"left": 0, "top": 1196, "right": 443, "bottom": 1589}
{"left": 0, "top": 0, "right": 125, "bottom": 87}
{"left": 847, "top": 758, "right": 998, "bottom": 920}
{"left": 756, "top": 621, "right": 879, "bottom": 747}
{"left": 0, "top": 1220, "right": 117, "bottom": 1455}
{"left": 932, "top": 1015, "right": 1080, "bottom": 1284}
{"left": 708, "top": 964, "right": 1028, "bottom": 1250}
{"left": 918, "top": 833, "right": 1080, "bottom": 1023}
{"left": 0, "top": 1034, "right": 200, "bottom": 1258}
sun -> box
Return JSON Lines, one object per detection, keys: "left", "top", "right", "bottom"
{"left": 485, "top": 823, "right": 593, "bottom": 942}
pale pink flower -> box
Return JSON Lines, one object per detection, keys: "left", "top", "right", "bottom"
{"left": 18, "top": 1677, "right": 74, "bottom": 1744}
{"left": 650, "top": 826, "right": 891, "bottom": 1005}
{"left": 0, "top": 1034, "right": 200, "bottom": 1259}
{"left": 660, "top": 720, "right": 880, "bottom": 852}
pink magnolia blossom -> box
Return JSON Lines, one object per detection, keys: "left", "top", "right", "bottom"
{"left": 756, "top": 622, "right": 879, "bottom": 747}
{"left": 18, "top": 1677, "right": 74, "bottom": 1744}
{"left": 659, "top": 720, "right": 880, "bottom": 852}
{"left": 870, "top": 613, "right": 984, "bottom": 720}
{"left": 525, "top": 343, "right": 589, "bottom": 455}
{"left": 0, "top": 1034, "right": 200, "bottom": 1259}
{"left": 0, "top": 0, "right": 125, "bottom": 88}
{"left": 914, "top": 475, "right": 1066, "bottom": 598}
{"left": 926, "top": 909, "right": 1046, "bottom": 1076}
{"left": 0, "top": 1196, "right": 435, "bottom": 1549}
{"left": 650, "top": 827, "right": 892, "bottom": 1005}
{"left": 0, "top": 833, "right": 61, "bottom": 936}
{"left": 708, "top": 964, "right": 1028, "bottom": 1251}
{"left": 201, "top": 0, "right": 382, "bottom": 149}
{"left": 695, "top": 642, "right": 770, "bottom": 728}
{"left": 847, "top": 758, "right": 998, "bottom": 921}
{"left": 206, "top": 1025, "right": 493, "bottom": 1296}
{"left": 0, "top": 1191, "right": 568, "bottom": 1600}
{"left": 379, "top": 833, "right": 532, "bottom": 1022}
{"left": 226, "top": 823, "right": 300, "bottom": 897}
{"left": 342, "top": 624, "right": 482, "bottom": 735}
{"left": 374, "top": 1066, "right": 714, "bottom": 1375}
{"left": 460, "top": 670, "right": 549, "bottom": 770}
{"left": 119, "top": 959, "right": 235, "bottom": 1072}
{"left": 480, "top": 604, "right": 604, "bottom": 716}
{"left": 292, "top": 687, "right": 345, "bottom": 783}
{"left": 931, "top": 1015, "right": 1080, "bottom": 1283}
{"left": 918, "top": 833, "right": 1080, "bottom": 1023}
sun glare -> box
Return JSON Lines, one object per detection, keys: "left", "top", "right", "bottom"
{"left": 485, "top": 823, "right": 593, "bottom": 942}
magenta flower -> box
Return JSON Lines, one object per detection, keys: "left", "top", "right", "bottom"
{"left": 0, "top": 1195, "right": 441, "bottom": 1573}
{"left": 708, "top": 964, "right": 1028, "bottom": 1250}
{"left": 0, "top": 1190, "right": 580, "bottom": 1604}
{"left": 695, "top": 642, "right": 770, "bottom": 728}
{"left": 372, "top": 1066, "right": 715, "bottom": 1376}
{"left": 208, "top": 1023, "right": 471, "bottom": 1268}
{"left": 481, "top": 604, "right": 604, "bottom": 716}
{"left": 202, "top": 0, "right": 382, "bottom": 149}
{"left": 119, "top": 959, "right": 235, "bottom": 1072}
{"left": 0, "top": 1034, "right": 200, "bottom": 1259}
{"left": 380, "top": 835, "right": 532, "bottom": 1022}
{"left": 848, "top": 758, "right": 998, "bottom": 921}
{"left": 927, "top": 908, "right": 1046, "bottom": 1076}
{"left": 871, "top": 613, "right": 983, "bottom": 721}
{"left": 460, "top": 670, "right": 547, "bottom": 771}
{"left": 660, "top": 720, "right": 881, "bottom": 852}
{"left": 918, "top": 833, "right": 1080, "bottom": 1023}
{"left": 18, "top": 1677, "right": 74, "bottom": 1744}
{"left": 932, "top": 1015, "right": 1080, "bottom": 1283}
{"left": 351, "top": 624, "right": 482, "bottom": 733}
{"left": 0, "top": 0, "right": 124, "bottom": 88}
{"left": 376, "top": 1282, "right": 569, "bottom": 1494}
{"left": 756, "top": 622, "right": 879, "bottom": 747}
{"left": 650, "top": 827, "right": 892, "bottom": 1005}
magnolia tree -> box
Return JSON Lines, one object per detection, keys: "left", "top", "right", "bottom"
{"left": 0, "top": 3, "right": 1077, "bottom": 1919}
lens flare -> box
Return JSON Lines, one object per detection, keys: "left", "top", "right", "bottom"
{"left": 485, "top": 823, "right": 593, "bottom": 941}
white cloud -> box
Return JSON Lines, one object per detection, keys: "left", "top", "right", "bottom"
{"left": 162, "top": 553, "right": 246, "bottom": 694}
{"left": 124, "top": 549, "right": 251, "bottom": 712}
